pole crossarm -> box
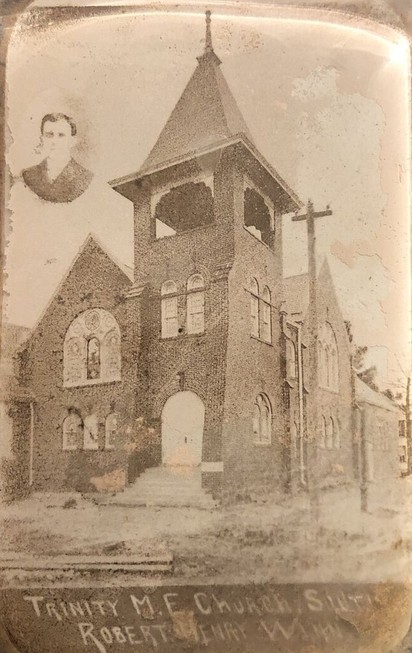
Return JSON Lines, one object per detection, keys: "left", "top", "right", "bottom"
{"left": 292, "top": 208, "right": 332, "bottom": 222}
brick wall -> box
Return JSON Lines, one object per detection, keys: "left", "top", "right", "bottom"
{"left": 222, "top": 157, "right": 288, "bottom": 500}
{"left": 16, "top": 238, "right": 137, "bottom": 493}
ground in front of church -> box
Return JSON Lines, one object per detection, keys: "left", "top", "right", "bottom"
{"left": 0, "top": 479, "right": 411, "bottom": 585}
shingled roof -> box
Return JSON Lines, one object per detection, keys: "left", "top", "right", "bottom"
{"left": 140, "top": 32, "right": 254, "bottom": 174}
{"left": 111, "top": 12, "right": 302, "bottom": 212}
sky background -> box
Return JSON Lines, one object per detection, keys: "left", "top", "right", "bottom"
{"left": 3, "top": 7, "right": 410, "bottom": 390}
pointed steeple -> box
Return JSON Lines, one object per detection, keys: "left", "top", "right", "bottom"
{"left": 139, "top": 11, "right": 253, "bottom": 174}
{"left": 196, "top": 10, "right": 222, "bottom": 66}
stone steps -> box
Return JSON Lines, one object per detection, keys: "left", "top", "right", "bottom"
{"left": 114, "top": 465, "right": 217, "bottom": 509}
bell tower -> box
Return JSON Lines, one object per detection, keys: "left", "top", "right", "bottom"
{"left": 111, "top": 12, "right": 302, "bottom": 498}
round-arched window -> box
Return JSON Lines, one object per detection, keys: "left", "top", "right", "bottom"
{"left": 63, "top": 309, "right": 121, "bottom": 387}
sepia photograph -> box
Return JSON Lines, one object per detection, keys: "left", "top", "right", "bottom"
{"left": 0, "top": 1, "right": 411, "bottom": 651}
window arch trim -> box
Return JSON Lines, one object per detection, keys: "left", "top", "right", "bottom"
{"left": 253, "top": 393, "right": 272, "bottom": 446}
{"left": 63, "top": 309, "right": 121, "bottom": 388}
{"left": 62, "top": 413, "right": 82, "bottom": 451}
{"left": 319, "top": 322, "right": 339, "bottom": 392}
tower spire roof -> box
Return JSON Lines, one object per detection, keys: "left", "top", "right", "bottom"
{"left": 139, "top": 11, "right": 253, "bottom": 173}
{"left": 196, "top": 10, "right": 222, "bottom": 65}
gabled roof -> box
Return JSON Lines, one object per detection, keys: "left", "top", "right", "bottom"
{"left": 282, "top": 273, "right": 309, "bottom": 318}
{"left": 24, "top": 234, "right": 133, "bottom": 342}
{"left": 283, "top": 259, "right": 340, "bottom": 319}
{"left": 355, "top": 377, "right": 401, "bottom": 413}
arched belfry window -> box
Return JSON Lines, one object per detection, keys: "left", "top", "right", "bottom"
{"left": 244, "top": 187, "right": 273, "bottom": 247}
{"left": 187, "top": 274, "right": 205, "bottom": 334}
{"left": 161, "top": 280, "right": 178, "bottom": 338}
{"left": 154, "top": 181, "right": 214, "bottom": 238}
{"left": 319, "top": 323, "right": 339, "bottom": 391}
{"left": 63, "top": 309, "right": 121, "bottom": 387}
{"left": 253, "top": 394, "right": 272, "bottom": 445}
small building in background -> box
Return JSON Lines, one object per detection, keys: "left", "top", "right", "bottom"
{"left": 355, "top": 377, "right": 403, "bottom": 499}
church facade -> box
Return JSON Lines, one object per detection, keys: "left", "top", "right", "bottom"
{"left": 10, "top": 14, "right": 399, "bottom": 502}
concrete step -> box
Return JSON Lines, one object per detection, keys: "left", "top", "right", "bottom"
{"left": 118, "top": 465, "right": 216, "bottom": 508}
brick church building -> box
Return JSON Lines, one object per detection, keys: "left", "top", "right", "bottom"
{"left": 9, "top": 13, "right": 400, "bottom": 503}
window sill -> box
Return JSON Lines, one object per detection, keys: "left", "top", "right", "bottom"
{"left": 63, "top": 378, "right": 122, "bottom": 389}
{"left": 251, "top": 335, "right": 273, "bottom": 347}
{"left": 160, "top": 332, "right": 205, "bottom": 341}
{"left": 243, "top": 226, "right": 274, "bottom": 252}
{"left": 154, "top": 222, "right": 215, "bottom": 242}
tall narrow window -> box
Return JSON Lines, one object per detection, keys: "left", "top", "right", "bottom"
{"left": 63, "top": 413, "right": 82, "bottom": 451}
{"left": 319, "top": 323, "right": 339, "bottom": 391}
{"left": 105, "top": 413, "right": 118, "bottom": 450}
{"left": 104, "top": 330, "right": 121, "bottom": 378}
{"left": 253, "top": 394, "right": 272, "bottom": 445}
{"left": 261, "top": 286, "right": 272, "bottom": 343}
{"left": 333, "top": 418, "right": 340, "bottom": 449}
{"left": 320, "top": 416, "right": 327, "bottom": 448}
{"left": 87, "top": 337, "right": 101, "bottom": 380}
{"left": 187, "top": 274, "right": 205, "bottom": 334}
{"left": 161, "top": 280, "right": 178, "bottom": 338}
{"left": 250, "top": 278, "right": 259, "bottom": 338}
{"left": 326, "top": 417, "right": 334, "bottom": 449}
{"left": 286, "top": 340, "right": 297, "bottom": 379}
{"left": 84, "top": 414, "right": 99, "bottom": 450}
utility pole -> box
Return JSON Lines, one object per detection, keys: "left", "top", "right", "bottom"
{"left": 406, "top": 376, "right": 411, "bottom": 474}
{"left": 292, "top": 200, "right": 332, "bottom": 522}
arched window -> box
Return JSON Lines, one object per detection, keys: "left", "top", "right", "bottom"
{"left": 333, "top": 418, "right": 340, "bottom": 449}
{"left": 63, "top": 413, "right": 82, "bottom": 451}
{"left": 326, "top": 417, "right": 334, "bottom": 449}
{"left": 87, "top": 337, "right": 101, "bottom": 380}
{"left": 250, "top": 278, "right": 259, "bottom": 338}
{"left": 84, "top": 414, "right": 99, "bottom": 450}
{"left": 319, "top": 323, "right": 339, "bottom": 391}
{"left": 320, "top": 416, "right": 327, "bottom": 448}
{"left": 261, "top": 286, "right": 272, "bottom": 343}
{"left": 187, "top": 274, "right": 205, "bottom": 334}
{"left": 286, "top": 340, "right": 297, "bottom": 379}
{"left": 248, "top": 279, "right": 272, "bottom": 344}
{"left": 103, "top": 330, "right": 121, "bottom": 379}
{"left": 161, "top": 280, "right": 178, "bottom": 338}
{"left": 105, "top": 413, "right": 118, "bottom": 450}
{"left": 63, "top": 309, "right": 121, "bottom": 387}
{"left": 253, "top": 394, "right": 272, "bottom": 445}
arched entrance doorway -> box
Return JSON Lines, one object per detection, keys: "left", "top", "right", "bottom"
{"left": 161, "top": 391, "right": 204, "bottom": 466}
